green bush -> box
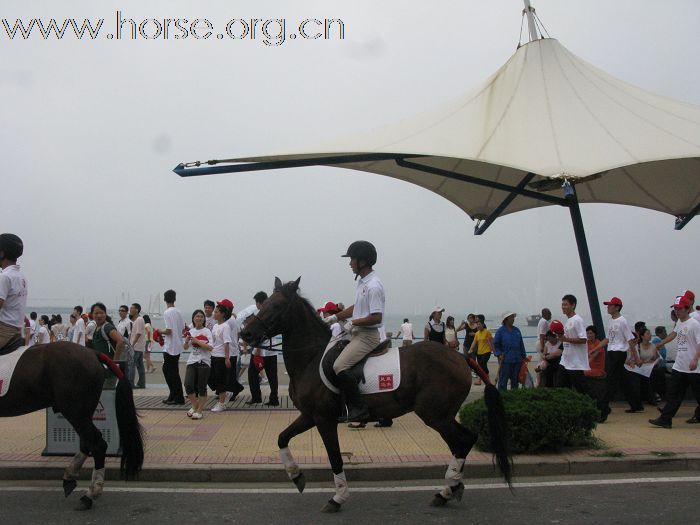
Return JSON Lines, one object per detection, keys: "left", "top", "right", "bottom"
{"left": 458, "top": 388, "right": 599, "bottom": 454}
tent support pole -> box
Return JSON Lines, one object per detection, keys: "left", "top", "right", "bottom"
{"left": 674, "top": 202, "right": 700, "bottom": 230}
{"left": 474, "top": 173, "right": 537, "bottom": 235}
{"left": 565, "top": 183, "right": 605, "bottom": 339}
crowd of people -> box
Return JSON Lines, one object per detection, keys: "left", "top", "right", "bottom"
{"left": 392, "top": 290, "right": 700, "bottom": 429}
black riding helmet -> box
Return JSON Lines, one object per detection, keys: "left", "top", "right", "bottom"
{"left": 0, "top": 233, "right": 23, "bottom": 261}
{"left": 342, "top": 240, "right": 377, "bottom": 267}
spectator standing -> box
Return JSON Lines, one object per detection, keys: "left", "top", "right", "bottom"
{"left": 425, "top": 307, "right": 446, "bottom": 345}
{"left": 467, "top": 315, "right": 494, "bottom": 385}
{"left": 183, "top": 309, "right": 213, "bottom": 420}
{"left": 85, "top": 312, "right": 96, "bottom": 346}
{"left": 536, "top": 308, "right": 552, "bottom": 354}
{"left": 66, "top": 313, "right": 76, "bottom": 344}
{"left": 161, "top": 289, "right": 186, "bottom": 405}
{"left": 71, "top": 305, "right": 86, "bottom": 346}
{"left": 117, "top": 305, "right": 132, "bottom": 340}
{"left": 493, "top": 312, "right": 526, "bottom": 391}
{"left": 445, "top": 316, "right": 459, "bottom": 351}
{"left": 396, "top": 318, "right": 414, "bottom": 347}
{"left": 584, "top": 324, "right": 606, "bottom": 406}
{"left": 246, "top": 291, "right": 280, "bottom": 407}
{"left": 129, "top": 303, "right": 146, "bottom": 388}
{"left": 203, "top": 300, "right": 216, "bottom": 331}
{"left": 457, "top": 314, "right": 478, "bottom": 356}
{"left": 224, "top": 299, "right": 245, "bottom": 403}
{"left": 0, "top": 234, "right": 28, "bottom": 351}
{"left": 143, "top": 314, "right": 156, "bottom": 373}
{"left": 87, "top": 302, "right": 124, "bottom": 389}
{"left": 36, "top": 315, "right": 51, "bottom": 344}
{"left": 27, "top": 311, "right": 38, "bottom": 346}
{"left": 539, "top": 330, "right": 562, "bottom": 388}
{"left": 650, "top": 295, "right": 700, "bottom": 428}
{"left": 556, "top": 295, "right": 595, "bottom": 401}
{"left": 210, "top": 301, "right": 234, "bottom": 413}
{"left": 680, "top": 290, "right": 699, "bottom": 322}
{"left": 50, "top": 314, "right": 65, "bottom": 342}
{"left": 592, "top": 296, "right": 642, "bottom": 422}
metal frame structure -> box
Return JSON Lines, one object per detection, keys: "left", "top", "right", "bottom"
{"left": 173, "top": 155, "right": 608, "bottom": 338}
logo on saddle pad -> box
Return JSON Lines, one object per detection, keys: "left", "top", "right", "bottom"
{"left": 378, "top": 374, "right": 394, "bottom": 390}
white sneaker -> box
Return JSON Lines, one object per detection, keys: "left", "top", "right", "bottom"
{"left": 224, "top": 391, "right": 233, "bottom": 403}
{"left": 210, "top": 402, "right": 226, "bottom": 413}
{"left": 186, "top": 408, "right": 194, "bottom": 418}
{"left": 260, "top": 377, "right": 269, "bottom": 384}
{"left": 191, "top": 412, "right": 203, "bottom": 420}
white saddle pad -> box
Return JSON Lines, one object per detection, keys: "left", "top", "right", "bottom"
{"left": 320, "top": 339, "right": 401, "bottom": 395}
{"left": 0, "top": 346, "right": 29, "bottom": 397}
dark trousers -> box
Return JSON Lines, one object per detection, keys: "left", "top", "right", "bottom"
{"left": 541, "top": 357, "right": 561, "bottom": 388}
{"left": 557, "top": 366, "right": 605, "bottom": 412}
{"left": 248, "top": 354, "right": 278, "bottom": 402}
{"left": 163, "top": 352, "right": 184, "bottom": 403}
{"left": 498, "top": 361, "right": 520, "bottom": 391}
{"left": 604, "top": 351, "right": 642, "bottom": 410}
{"left": 476, "top": 352, "right": 491, "bottom": 377}
{"left": 659, "top": 370, "right": 700, "bottom": 423}
{"left": 133, "top": 351, "right": 146, "bottom": 388}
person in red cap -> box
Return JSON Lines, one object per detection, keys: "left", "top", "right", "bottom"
{"left": 590, "top": 296, "right": 642, "bottom": 421}
{"left": 681, "top": 290, "right": 700, "bottom": 323}
{"left": 649, "top": 295, "right": 700, "bottom": 428}
{"left": 318, "top": 301, "right": 344, "bottom": 339}
{"left": 209, "top": 299, "right": 237, "bottom": 412}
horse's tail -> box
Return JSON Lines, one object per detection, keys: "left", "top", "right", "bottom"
{"left": 97, "top": 353, "right": 144, "bottom": 480}
{"left": 466, "top": 356, "right": 512, "bottom": 487}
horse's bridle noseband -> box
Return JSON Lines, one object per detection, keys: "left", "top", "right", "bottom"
{"left": 246, "top": 291, "right": 298, "bottom": 343}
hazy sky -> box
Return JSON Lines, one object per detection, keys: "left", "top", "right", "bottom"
{"left": 2, "top": 0, "right": 699, "bottom": 323}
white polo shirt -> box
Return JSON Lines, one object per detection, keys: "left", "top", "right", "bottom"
{"left": 72, "top": 317, "right": 86, "bottom": 345}
{"left": 0, "top": 265, "right": 28, "bottom": 329}
{"left": 351, "top": 271, "right": 385, "bottom": 329}
{"left": 163, "top": 306, "right": 185, "bottom": 356}
{"left": 672, "top": 317, "right": 700, "bottom": 374}
{"left": 560, "top": 314, "right": 589, "bottom": 370}
{"left": 607, "top": 315, "right": 634, "bottom": 352}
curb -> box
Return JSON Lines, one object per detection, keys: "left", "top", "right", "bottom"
{"left": 1, "top": 454, "right": 698, "bottom": 483}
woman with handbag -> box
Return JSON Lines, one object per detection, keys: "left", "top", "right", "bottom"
{"left": 87, "top": 302, "right": 125, "bottom": 389}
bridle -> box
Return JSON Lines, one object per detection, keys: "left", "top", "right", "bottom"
{"left": 246, "top": 291, "right": 298, "bottom": 344}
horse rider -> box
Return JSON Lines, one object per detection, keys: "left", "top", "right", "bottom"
{"left": 0, "top": 233, "right": 28, "bottom": 351}
{"left": 323, "top": 241, "right": 385, "bottom": 422}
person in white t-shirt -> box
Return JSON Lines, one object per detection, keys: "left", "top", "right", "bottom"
{"left": 71, "top": 306, "right": 86, "bottom": 346}
{"left": 203, "top": 300, "right": 216, "bottom": 331}
{"left": 129, "top": 303, "right": 147, "bottom": 389}
{"left": 223, "top": 299, "right": 245, "bottom": 403}
{"left": 0, "top": 234, "right": 28, "bottom": 351}
{"left": 36, "top": 315, "right": 51, "bottom": 344}
{"left": 590, "top": 296, "right": 643, "bottom": 421}
{"left": 649, "top": 295, "right": 700, "bottom": 428}
{"left": 210, "top": 301, "right": 235, "bottom": 413}
{"left": 556, "top": 294, "right": 598, "bottom": 405}
{"left": 678, "top": 290, "right": 700, "bottom": 323}
{"left": 396, "top": 318, "right": 415, "bottom": 347}
{"left": 85, "top": 315, "right": 96, "bottom": 345}
{"left": 183, "top": 309, "right": 213, "bottom": 420}
{"left": 28, "top": 311, "right": 38, "bottom": 346}
{"left": 536, "top": 308, "right": 552, "bottom": 353}
{"left": 161, "top": 289, "right": 186, "bottom": 405}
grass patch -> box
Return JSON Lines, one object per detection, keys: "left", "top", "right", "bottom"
{"left": 593, "top": 450, "right": 625, "bottom": 458}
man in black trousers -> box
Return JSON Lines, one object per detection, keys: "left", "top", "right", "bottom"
{"left": 245, "top": 291, "right": 280, "bottom": 406}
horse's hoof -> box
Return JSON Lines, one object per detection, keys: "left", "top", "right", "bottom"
{"left": 292, "top": 473, "right": 306, "bottom": 493}
{"left": 452, "top": 482, "right": 465, "bottom": 502}
{"left": 63, "top": 479, "right": 77, "bottom": 498}
{"left": 429, "top": 493, "right": 449, "bottom": 507}
{"left": 74, "top": 495, "right": 93, "bottom": 511}
{"left": 321, "top": 499, "right": 341, "bottom": 513}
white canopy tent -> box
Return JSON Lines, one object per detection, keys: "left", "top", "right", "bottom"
{"left": 175, "top": 4, "right": 700, "bottom": 334}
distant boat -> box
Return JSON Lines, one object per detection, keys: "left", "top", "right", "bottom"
{"left": 526, "top": 314, "right": 541, "bottom": 327}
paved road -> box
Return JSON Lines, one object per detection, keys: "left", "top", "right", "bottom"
{"left": 0, "top": 473, "right": 697, "bottom": 524}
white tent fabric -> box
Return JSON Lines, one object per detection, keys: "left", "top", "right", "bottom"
{"left": 232, "top": 38, "right": 700, "bottom": 219}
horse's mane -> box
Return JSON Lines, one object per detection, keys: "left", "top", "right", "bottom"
{"left": 281, "top": 283, "right": 331, "bottom": 338}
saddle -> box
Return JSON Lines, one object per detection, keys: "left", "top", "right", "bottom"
{"left": 0, "top": 334, "right": 24, "bottom": 357}
{"left": 321, "top": 338, "right": 392, "bottom": 389}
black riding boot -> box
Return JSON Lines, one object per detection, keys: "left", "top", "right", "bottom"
{"left": 336, "top": 371, "right": 370, "bottom": 422}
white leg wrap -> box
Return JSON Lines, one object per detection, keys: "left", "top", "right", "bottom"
{"left": 64, "top": 451, "right": 88, "bottom": 480}
{"left": 280, "top": 447, "right": 301, "bottom": 480}
{"left": 439, "top": 457, "right": 465, "bottom": 499}
{"left": 444, "top": 456, "right": 465, "bottom": 486}
{"left": 86, "top": 468, "right": 105, "bottom": 499}
{"left": 331, "top": 471, "right": 350, "bottom": 505}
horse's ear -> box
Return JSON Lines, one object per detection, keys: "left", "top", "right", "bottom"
{"left": 274, "top": 277, "right": 282, "bottom": 291}
{"left": 291, "top": 276, "right": 301, "bottom": 292}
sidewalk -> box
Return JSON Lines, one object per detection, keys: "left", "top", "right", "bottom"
{"left": 1, "top": 373, "right": 698, "bottom": 482}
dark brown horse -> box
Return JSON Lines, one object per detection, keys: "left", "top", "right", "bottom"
{"left": 241, "top": 277, "right": 511, "bottom": 513}
{"left": 0, "top": 341, "right": 143, "bottom": 510}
